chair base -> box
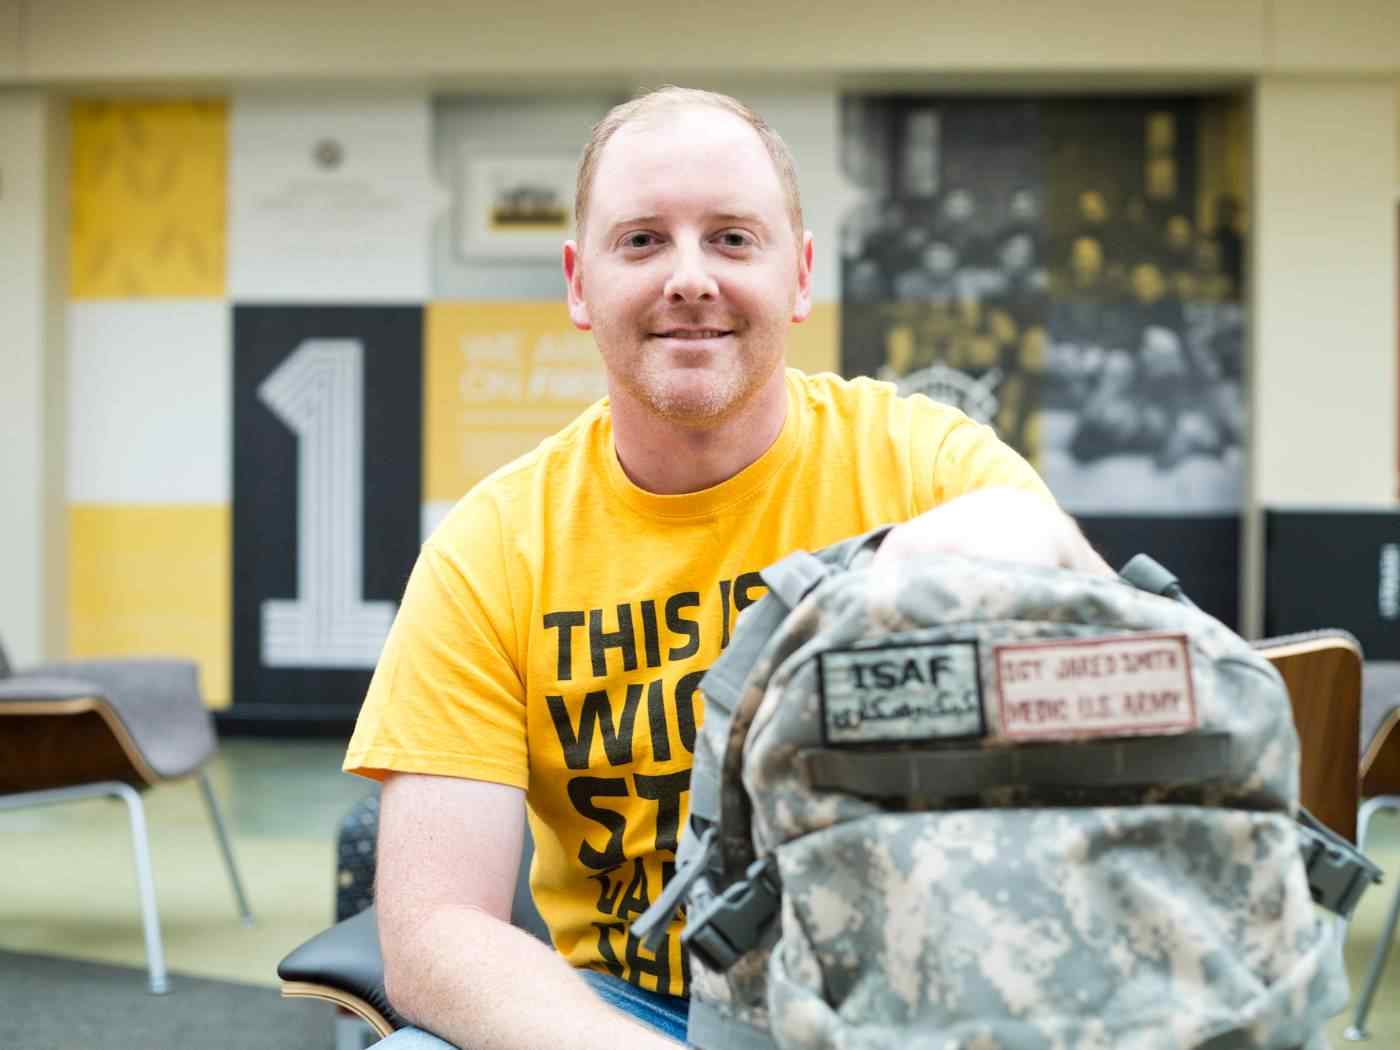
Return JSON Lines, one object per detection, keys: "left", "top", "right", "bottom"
{"left": 1344, "top": 795, "right": 1400, "bottom": 1041}
{"left": 0, "top": 770, "right": 256, "bottom": 994}
{"left": 0, "top": 780, "right": 168, "bottom": 993}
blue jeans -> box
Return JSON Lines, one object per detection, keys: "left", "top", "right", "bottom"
{"left": 373, "top": 969, "right": 689, "bottom": 1047}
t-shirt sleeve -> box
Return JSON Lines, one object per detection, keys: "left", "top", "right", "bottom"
{"left": 343, "top": 492, "right": 528, "bottom": 789}
{"left": 911, "top": 401, "right": 1057, "bottom": 510}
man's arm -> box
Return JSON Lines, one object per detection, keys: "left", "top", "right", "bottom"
{"left": 377, "top": 772, "right": 678, "bottom": 1050}
{"left": 873, "top": 486, "right": 1114, "bottom": 577}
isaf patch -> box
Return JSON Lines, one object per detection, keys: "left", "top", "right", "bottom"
{"left": 819, "top": 641, "right": 983, "bottom": 745}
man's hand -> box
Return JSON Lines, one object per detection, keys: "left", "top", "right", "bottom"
{"left": 872, "top": 487, "right": 1114, "bottom": 578}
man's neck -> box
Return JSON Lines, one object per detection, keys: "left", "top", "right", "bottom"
{"left": 609, "top": 372, "right": 790, "bottom": 496}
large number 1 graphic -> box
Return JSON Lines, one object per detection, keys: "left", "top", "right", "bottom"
{"left": 257, "top": 339, "right": 396, "bottom": 668}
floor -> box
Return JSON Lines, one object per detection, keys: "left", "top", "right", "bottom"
{"left": 0, "top": 739, "right": 372, "bottom": 989}
{"left": 1, "top": 739, "right": 1398, "bottom": 1045}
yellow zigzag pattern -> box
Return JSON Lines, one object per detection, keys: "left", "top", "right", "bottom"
{"left": 70, "top": 100, "right": 228, "bottom": 299}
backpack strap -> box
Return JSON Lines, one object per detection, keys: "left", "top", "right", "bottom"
{"left": 1296, "top": 807, "right": 1383, "bottom": 919}
{"left": 798, "top": 731, "right": 1234, "bottom": 798}
{"left": 692, "top": 525, "right": 893, "bottom": 822}
{"left": 631, "top": 526, "right": 891, "bottom": 956}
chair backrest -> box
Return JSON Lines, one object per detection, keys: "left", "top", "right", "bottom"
{"left": 1360, "top": 661, "right": 1400, "bottom": 798}
{"left": 1254, "top": 631, "right": 1363, "bottom": 842}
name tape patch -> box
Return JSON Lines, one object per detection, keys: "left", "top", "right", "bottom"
{"left": 819, "top": 641, "right": 983, "bottom": 745}
{"left": 993, "top": 632, "right": 1197, "bottom": 741}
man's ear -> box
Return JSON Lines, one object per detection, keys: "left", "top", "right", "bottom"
{"left": 563, "top": 241, "right": 591, "bottom": 331}
{"left": 791, "top": 231, "right": 814, "bottom": 324}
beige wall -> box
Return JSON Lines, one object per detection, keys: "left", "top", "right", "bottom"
{"left": 0, "top": 1, "right": 1396, "bottom": 652}
{"left": 1240, "top": 76, "right": 1399, "bottom": 634}
{"left": 1, "top": 0, "right": 1397, "bottom": 84}
{"left": 0, "top": 90, "right": 65, "bottom": 665}
{"left": 0, "top": 3, "right": 19, "bottom": 79}
{"left": 1251, "top": 77, "right": 1398, "bottom": 506}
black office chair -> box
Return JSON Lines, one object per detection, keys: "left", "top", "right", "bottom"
{"left": 279, "top": 791, "right": 547, "bottom": 1047}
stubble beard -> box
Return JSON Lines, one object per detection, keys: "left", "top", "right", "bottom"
{"left": 629, "top": 336, "right": 780, "bottom": 427}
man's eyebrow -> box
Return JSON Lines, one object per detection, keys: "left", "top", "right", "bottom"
{"left": 712, "top": 211, "right": 770, "bottom": 228}
{"left": 606, "top": 215, "right": 661, "bottom": 237}
{"left": 604, "top": 211, "right": 772, "bottom": 238}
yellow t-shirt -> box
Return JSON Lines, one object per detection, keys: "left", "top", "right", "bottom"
{"left": 345, "top": 368, "right": 1050, "bottom": 997}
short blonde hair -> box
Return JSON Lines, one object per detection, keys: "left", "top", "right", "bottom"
{"left": 575, "top": 86, "right": 804, "bottom": 244}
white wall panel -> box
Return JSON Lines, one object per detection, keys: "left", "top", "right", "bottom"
{"left": 67, "top": 300, "right": 231, "bottom": 504}
{"left": 229, "top": 93, "right": 440, "bottom": 302}
{"left": 431, "top": 94, "right": 619, "bottom": 301}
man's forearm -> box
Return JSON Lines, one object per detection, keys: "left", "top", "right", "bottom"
{"left": 385, "top": 904, "right": 679, "bottom": 1050}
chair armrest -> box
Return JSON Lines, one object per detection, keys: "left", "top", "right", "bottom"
{"left": 278, "top": 906, "right": 402, "bottom": 1037}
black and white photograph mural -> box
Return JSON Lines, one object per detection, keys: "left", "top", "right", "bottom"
{"left": 839, "top": 94, "right": 1250, "bottom": 624}
{"left": 1038, "top": 101, "right": 1246, "bottom": 515}
{"left": 839, "top": 99, "right": 1046, "bottom": 455}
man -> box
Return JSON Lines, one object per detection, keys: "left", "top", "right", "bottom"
{"left": 347, "top": 87, "right": 1110, "bottom": 1050}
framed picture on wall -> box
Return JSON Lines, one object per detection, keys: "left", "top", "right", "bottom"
{"left": 457, "top": 151, "right": 577, "bottom": 259}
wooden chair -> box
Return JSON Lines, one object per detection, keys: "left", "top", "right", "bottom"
{"left": 0, "top": 644, "right": 253, "bottom": 994}
{"left": 1253, "top": 631, "right": 1364, "bottom": 843}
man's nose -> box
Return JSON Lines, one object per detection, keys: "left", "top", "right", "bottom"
{"left": 663, "top": 244, "right": 718, "bottom": 303}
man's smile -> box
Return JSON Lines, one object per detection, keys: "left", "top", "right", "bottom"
{"left": 651, "top": 327, "right": 735, "bottom": 340}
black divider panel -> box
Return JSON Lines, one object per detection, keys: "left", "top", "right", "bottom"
{"left": 233, "top": 305, "right": 423, "bottom": 718}
{"left": 1265, "top": 509, "right": 1400, "bottom": 659}
{"left": 1079, "top": 515, "right": 1241, "bottom": 629}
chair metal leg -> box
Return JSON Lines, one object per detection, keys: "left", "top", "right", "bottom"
{"left": 113, "top": 781, "right": 170, "bottom": 994}
{"left": 1345, "top": 796, "right": 1400, "bottom": 1042}
{"left": 0, "top": 780, "right": 169, "bottom": 994}
{"left": 1356, "top": 796, "right": 1390, "bottom": 855}
{"left": 197, "top": 770, "right": 254, "bottom": 927}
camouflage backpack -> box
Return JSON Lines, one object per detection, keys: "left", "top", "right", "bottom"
{"left": 633, "top": 532, "right": 1378, "bottom": 1050}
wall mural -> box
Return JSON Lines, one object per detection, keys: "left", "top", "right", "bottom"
{"left": 64, "top": 90, "right": 1251, "bottom": 724}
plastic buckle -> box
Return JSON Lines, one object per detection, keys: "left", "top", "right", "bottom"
{"left": 681, "top": 855, "right": 781, "bottom": 973}
{"left": 1297, "top": 819, "right": 1382, "bottom": 919}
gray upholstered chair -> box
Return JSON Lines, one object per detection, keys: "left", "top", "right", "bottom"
{"left": 0, "top": 636, "right": 253, "bottom": 994}
{"left": 1344, "top": 661, "right": 1400, "bottom": 1040}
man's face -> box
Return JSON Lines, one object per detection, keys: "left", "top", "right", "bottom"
{"left": 563, "top": 106, "right": 812, "bottom": 426}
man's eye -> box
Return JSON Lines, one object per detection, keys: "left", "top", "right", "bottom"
{"left": 717, "top": 231, "right": 753, "bottom": 248}
{"left": 623, "top": 232, "right": 657, "bottom": 249}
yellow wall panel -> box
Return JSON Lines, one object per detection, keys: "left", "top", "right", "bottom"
{"left": 69, "top": 100, "right": 227, "bottom": 299}
{"left": 787, "top": 302, "right": 840, "bottom": 377}
{"left": 424, "top": 302, "right": 607, "bottom": 502}
{"left": 68, "top": 504, "right": 231, "bottom": 708}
